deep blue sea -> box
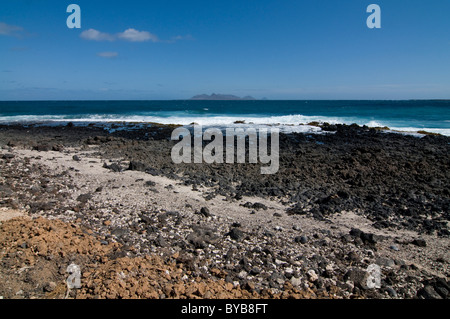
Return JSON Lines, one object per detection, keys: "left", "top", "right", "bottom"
{"left": 0, "top": 100, "right": 449, "bottom": 136}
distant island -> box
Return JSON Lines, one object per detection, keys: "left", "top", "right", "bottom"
{"left": 190, "top": 93, "right": 257, "bottom": 100}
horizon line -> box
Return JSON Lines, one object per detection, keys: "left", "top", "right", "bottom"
{"left": 1, "top": 98, "right": 449, "bottom": 102}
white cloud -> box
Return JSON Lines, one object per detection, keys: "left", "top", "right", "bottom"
{"left": 80, "top": 27, "right": 181, "bottom": 43}
{"left": 80, "top": 28, "right": 115, "bottom": 41}
{"left": 0, "top": 22, "right": 24, "bottom": 37}
{"left": 117, "top": 28, "right": 158, "bottom": 42}
{"left": 97, "top": 52, "right": 118, "bottom": 58}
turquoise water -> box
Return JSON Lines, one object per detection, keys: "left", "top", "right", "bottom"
{"left": 0, "top": 100, "right": 449, "bottom": 135}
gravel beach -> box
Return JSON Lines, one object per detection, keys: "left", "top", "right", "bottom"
{"left": 0, "top": 123, "right": 449, "bottom": 299}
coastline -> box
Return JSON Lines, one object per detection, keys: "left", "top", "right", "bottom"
{"left": 0, "top": 122, "right": 449, "bottom": 299}
{"left": 1, "top": 99, "right": 449, "bottom": 137}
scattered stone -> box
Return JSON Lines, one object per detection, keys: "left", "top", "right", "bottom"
{"left": 103, "top": 162, "right": 123, "bottom": 172}
{"left": 294, "top": 235, "right": 308, "bottom": 244}
{"left": 307, "top": 270, "right": 318, "bottom": 282}
{"left": 72, "top": 155, "right": 81, "bottom": 162}
{"left": 145, "top": 167, "right": 160, "bottom": 176}
{"left": 111, "top": 227, "right": 128, "bottom": 238}
{"left": 274, "top": 225, "right": 283, "bottom": 231}
{"left": 2, "top": 153, "right": 15, "bottom": 160}
{"left": 187, "top": 225, "right": 219, "bottom": 249}
{"left": 290, "top": 277, "right": 302, "bottom": 287}
{"left": 241, "top": 202, "right": 267, "bottom": 210}
{"left": 145, "top": 180, "right": 156, "bottom": 187}
{"left": 376, "top": 257, "right": 395, "bottom": 268}
{"left": 417, "top": 285, "right": 442, "bottom": 299}
{"left": 344, "top": 268, "right": 371, "bottom": 290}
{"left": 77, "top": 193, "right": 92, "bottom": 203}
{"left": 250, "top": 267, "right": 261, "bottom": 275}
{"left": 417, "top": 278, "right": 450, "bottom": 299}
{"left": 349, "top": 228, "right": 363, "bottom": 238}
{"left": 52, "top": 144, "right": 64, "bottom": 152}
{"left": 285, "top": 204, "right": 306, "bottom": 216}
{"left": 237, "top": 270, "right": 248, "bottom": 280}
{"left": 33, "top": 144, "right": 50, "bottom": 152}
{"left": 128, "top": 161, "right": 147, "bottom": 171}
{"left": 228, "top": 228, "right": 245, "bottom": 241}
{"left": 385, "top": 287, "right": 397, "bottom": 298}
{"left": 28, "top": 201, "right": 56, "bottom": 213}
{"left": 411, "top": 238, "right": 427, "bottom": 247}
{"left": 43, "top": 281, "right": 57, "bottom": 292}
{"left": 390, "top": 244, "right": 400, "bottom": 251}
{"left": 284, "top": 267, "right": 294, "bottom": 276}
{"left": 347, "top": 251, "right": 360, "bottom": 262}
{"left": 154, "top": 235, "right": 168, "bottom": 248}
{"left": 349, "top": 228, "right": 380, "bottom": 245}
{"left": 199, "top": 207, "right": 212, "bottom": 217}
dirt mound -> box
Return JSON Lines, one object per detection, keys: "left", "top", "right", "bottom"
{"left": 0, "top": 217, "right": 321, "bottom": 299}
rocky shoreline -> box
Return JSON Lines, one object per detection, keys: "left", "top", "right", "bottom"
{"left": 0, "top": 123, "right": 449, "bottom": 299}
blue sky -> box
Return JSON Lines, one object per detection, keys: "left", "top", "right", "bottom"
{"left": 1, "top": 0, "right": 449, "bottom": 100}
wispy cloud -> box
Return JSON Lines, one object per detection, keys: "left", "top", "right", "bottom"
{"left": 80, "top": 27, "right": 188, "bottom": 43}
{"left": 97, "top": 51, "right": 118, "bottom": 58}
{"left": 0, "top": 22, "right": 24, "bottom": 37}
{"left": 117, "top": 28, "right": 158, "bottom": 42}
{"left": 80, "top": 28, "right": 158, "bottom": 42}
{"left": 80, "top": 28, "right": 115, "bottom": 41}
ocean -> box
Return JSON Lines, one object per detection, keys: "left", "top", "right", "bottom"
{"left": 0, "top": 100, "right": 449, "bottom": 136}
